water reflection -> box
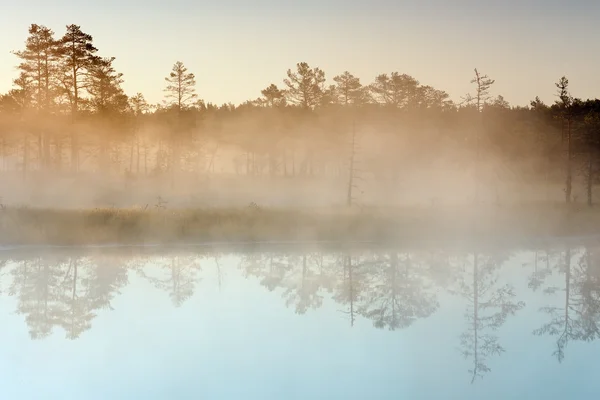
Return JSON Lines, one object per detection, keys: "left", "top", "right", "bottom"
{"left": 2, "top": 242, "right": 600, "bottom": 398}
{"left": 533, "top": 246, "right": 600, "bottom": 362}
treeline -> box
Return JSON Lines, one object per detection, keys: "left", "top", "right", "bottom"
{"left": 1, "top": 24, "right": 600, "bottom": 204}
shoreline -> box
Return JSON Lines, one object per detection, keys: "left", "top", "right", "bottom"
{"left": 1, "top": 204, "right": 600, "bottom": 247}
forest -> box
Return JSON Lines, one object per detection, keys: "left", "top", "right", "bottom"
{"left": 2, "top": 23, "right": 600, "bottom": 209}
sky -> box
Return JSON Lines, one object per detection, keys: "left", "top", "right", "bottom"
{"left": 0, "top": 250, "right": 599, "bottom": 399}
{"left": 1, "top": 0, "right": 600, "bottom": 107}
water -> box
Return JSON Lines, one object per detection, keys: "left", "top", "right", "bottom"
{"left": 1, "top": 243, "right": 599, "bottom": 399}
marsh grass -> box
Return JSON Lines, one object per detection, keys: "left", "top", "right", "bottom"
{"left": 1, "top": 202, "right": 599, "bottom": 246}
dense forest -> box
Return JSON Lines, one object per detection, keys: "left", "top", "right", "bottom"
{"left": 2, "top": 24, "right": 600, "bottom": 206}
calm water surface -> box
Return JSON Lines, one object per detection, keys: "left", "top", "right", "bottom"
{"left": 1, "top": 243, "right": 599, "bottom": 399}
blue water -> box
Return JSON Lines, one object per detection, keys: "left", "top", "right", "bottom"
{"left": 0, "top": 245, "right": 599, "bottom": 399}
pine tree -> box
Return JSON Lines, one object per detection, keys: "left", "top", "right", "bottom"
{"left": 87, "top": 56, "right": 128, "bottom": 115}
{"left": 56, "top": 24, "right": 98, "bottom": 172}
{"left": 164, "top": 61, "right": 197, "bottom": 112}
{"left": 555, "top": 76, "right": 574, "bottom": 204}
{"left": 333, "top": 71, "right": 365, "bottom": 106}
{"left": 12, "top": 24, "right": 58, "bottom": 112}
{"left": 283, "top": 62, "right": 326, "bottom": 109}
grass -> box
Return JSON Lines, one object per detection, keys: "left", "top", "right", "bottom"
{"left": 1, "top": 202, "right": 600, "bottom": 247}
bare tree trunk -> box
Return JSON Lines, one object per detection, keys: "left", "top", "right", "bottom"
{"left": 0, "top": 137, "right": 5, "bottom": 172}
{"left": 71, "top": 131, "right": 79, "bottom": 174}
{"left": 129, "top": 140, "right": 134, "bottom": 173}
{"left": 136, "top": 134, "right": 140, "bottom": 175}
{"left": 566, "top": 119, "right": 572, "bottom": 204}
{"left": 38, "top": 132, "right": 43, "bottom": 170}
{"left": 22, "top": 134, "right": 29, "bottom": 180}
{"left": 347, "top": 121, "right": 356, "bottom": 206}
{"left": 588, "top": 152, "right": 593, "bottom": 207}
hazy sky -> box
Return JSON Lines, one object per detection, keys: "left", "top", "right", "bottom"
{"left": 2, "top": 0, "right": 600, "bottom": 106}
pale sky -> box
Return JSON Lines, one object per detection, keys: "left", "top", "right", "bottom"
{"left": 2, "top": 0, "right": 600, "bottom": 106}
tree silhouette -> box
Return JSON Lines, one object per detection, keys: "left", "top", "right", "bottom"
{"left": 164, "top": 61, "right": 197, "bottom": 112}
{"left": 53, "top": 24, "right": 97, "bottom": 172}
{"left": 332, "top": 71, "right": 365, "bottom": 106}
{"left": 257, "top": 84, "right": 286, "bottom": 108}
{"left": 283, "top": 62, "right": 326, "bottom": 109}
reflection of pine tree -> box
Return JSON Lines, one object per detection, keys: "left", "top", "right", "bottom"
{"left": 333, "top": 255, "right": 367, "bottom": 327}
{"left": 524, "top": 250, "right": 554, "bottom": 292}
{"left": 282, "top": 254, "right": 327, "bottom": 314}
{"left": 87, "top": 255, "right": 129, "bottom": 311}
{"left": 534, "top": 246, "right": 600, "bottom": 362}
{"left": 56, "top": 258, "right": 95, "bottom": 339}
{"left": 9, "top": 258, "right": 63, "bottom": 339}
{"left": 579, "top": 247, "right": 600, "bottom": 339}
{"left": 138, "top": 256, "right": 201, "bottom": 307}
{"left": 456, "top": 252, "right": 524, "bottom": 383}
{"left": 423, "top": 250, "right": 454, "bottom": 288}
{"left": 359, "top": 252, "right": 439, "bottom": 331}
{"left": 240, "top": 253, "right": 292, "bottom": 291}
{"left": 240, "top": 252, "right": 335, "bottom": 314}
{"left": 0, "top": 259, "right": 7, "bottom": 295}
{"left": 9, "top": 255, "right": 129, "bottom": 340}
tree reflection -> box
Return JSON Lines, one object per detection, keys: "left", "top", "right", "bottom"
{"left": 333, "top": 254, "right": 367, "bottom": 327}
{"left": 524, "top": 249, "right": 555, "bottom": 292}
{"left": 138, "top": 255, "right": 201, "bottom": 307}
{"left": 281, "top": 253, "right": 334, "bottom": 314}
{"left": 534, "top": 246, "right": 600, "bottom": 362}
{"left": 455, "top": 251, "right": 524, "bottom": 383}
{"left": 359, "top": 252, "right": 439, "bottom": 330}
{"left": 9, "top": 254, "right": 129, "bottom": 339}
{"left": 9, "top": 256, "right": 63, "bottom": 339}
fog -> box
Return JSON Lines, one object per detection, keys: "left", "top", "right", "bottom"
{"left": 0, "top": 108, "right": 589, "bottom": 210}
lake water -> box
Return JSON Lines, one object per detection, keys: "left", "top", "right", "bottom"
{"left": 1, "top": 242, "right": 599, "bottom": 399}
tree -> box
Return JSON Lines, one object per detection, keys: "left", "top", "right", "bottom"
{"left": 582, "top": 108, "right": 600, "bottom": 206}
{"left": 129, "top": 93, "right": 150, "bottom": 175}
{"left": 163, "top": 61, "right": 197, "bottom": 185}
{"left": 12, "top": 24, "right": 60, "bottom": 170}
{"left": 369, "top": 72, "right": 420, "bottom": 108}
{"left": 462, "top": 68, "right": 495, "bottom": 202}
{"left": 164, "top": 61, "right": 197, "bottom": 112}
{"left": 87, "top": 56, "right": 128, "bottom": 115}
{"left": 257, "top": 84, "right": 285, "bottom": 107}
{"left": 332, "top": 71, "right": 365, "bottom": 106}
{"left": 555, "top": 76, "right": 574, "bottom": 203}
{"left": 283, "top": 62, "right": 326, "bottom": 109}
{"left": 56, "top": 24, "right": 98, "bottom": 172}
{"left": 12, "top": 24, "right": 58, "bottom": 113}
{"left": 455, "top": 251, "right": 524, "bottom": 382}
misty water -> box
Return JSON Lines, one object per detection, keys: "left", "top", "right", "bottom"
{"left": 1, "top": 243, "right": 599, "bottom": 399}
